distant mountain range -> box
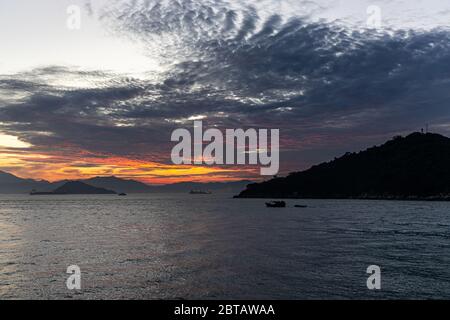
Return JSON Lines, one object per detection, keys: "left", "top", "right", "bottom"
{"left": 0, "top": 171, "right": 252, "bottom": 195}
{"left": 236, "top": 132, "right": 450, "bottom": 201}
{"left": 0, "top": 171, "right": 51, "bottom": 194}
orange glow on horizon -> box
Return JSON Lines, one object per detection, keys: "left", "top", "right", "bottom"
{"left": 0, "top": 147, "right": 258, "bottom": 184}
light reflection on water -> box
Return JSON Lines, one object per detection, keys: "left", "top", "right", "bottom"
{"left": 0, "top": 194, "right": 449, "bottom": 299}
{"left": 0, "top": 218, "right": 24, "bottom": 297}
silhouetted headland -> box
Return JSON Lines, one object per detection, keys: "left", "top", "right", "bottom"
{"left": 236, "top": 132, "right": 450, "bottom": 201}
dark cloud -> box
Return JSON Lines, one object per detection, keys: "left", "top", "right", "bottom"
{"left": 1, "top": 0, "right": 450, "bottom": 173}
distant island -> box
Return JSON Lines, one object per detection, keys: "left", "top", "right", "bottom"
{"left": 236, "top": 132, "right": 450, "bottom": 201}
{"left": 31, "top": 181, "right": 116, "bottom": 195}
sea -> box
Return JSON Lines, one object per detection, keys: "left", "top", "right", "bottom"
{"left": 0, "top": 193, "right": 449, "bottom": 299}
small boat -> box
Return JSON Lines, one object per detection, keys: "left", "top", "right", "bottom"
{"left": 266, "top": 201, "right": 286, "bottom": 208}
{"left": 294, "top": 205, "right": 308, "bottom": 208}
{"left": 189, "top": 190, "right": 212, "bottom": 195}
{"left": 30, "top": 191, "right": 55, "bottom": 196}
{"left": 118, "top": 193, "right": 127, "bottom": 196}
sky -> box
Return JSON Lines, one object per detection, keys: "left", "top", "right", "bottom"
{"left": 0, "top": 0, "right": 450, "bottom": 184}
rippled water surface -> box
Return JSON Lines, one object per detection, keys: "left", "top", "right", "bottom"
{"left": 0, "top": 193, "right": 449, "bottom": 299}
